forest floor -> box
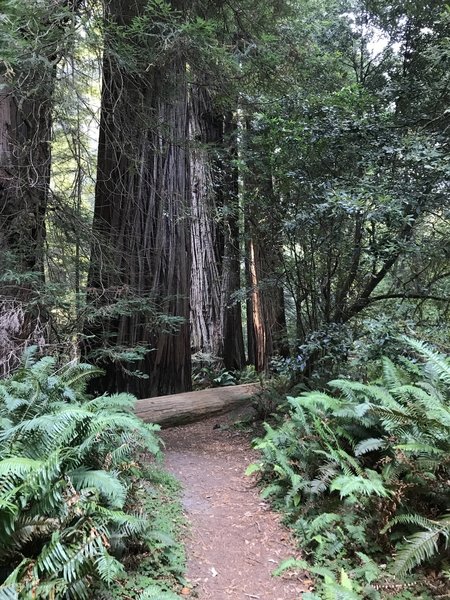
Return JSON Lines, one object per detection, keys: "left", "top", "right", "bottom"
{"left": 161, "top": 408, "right": 310, "bottom": 600}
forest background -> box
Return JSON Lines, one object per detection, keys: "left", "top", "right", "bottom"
{"left": 2, "top": 0, "right": 449, "bottom": 397}
{"left": 1, "top": 1, "right": 450, "bottom": 598}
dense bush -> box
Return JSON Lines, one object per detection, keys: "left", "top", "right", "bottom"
{"left": 249, "top": 338, "right": 450, "bottom": 598}
{"left": 0, "top": 349, "right": 166, "bottom": 599}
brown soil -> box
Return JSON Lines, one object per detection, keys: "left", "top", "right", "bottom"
{"left": 160, "top": 409, "right": 310, "bottom": 600}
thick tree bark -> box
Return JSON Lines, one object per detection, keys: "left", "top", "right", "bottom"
{"left": 0, "top": 1, "right": 82, "bottom": 375}
{"left": 220, "top": 113, "right": 246, "bottom": 371}
{"left": 85, "top": 0, "right": 192, "bottom": 397}
{"left": 189, "top": 94, "right": 246, "bottom": 371}
{"left": 0, "top": 70, "right": 52, "bottom": 375}
{"left": 0, "top": 84, "right": 49, "bottom": 276}
{"left": 245, "top": 233, "right": 288, "bottom": 371}
{"left": 189, "top": 85, "right": 223, "bottom": 357}
{"left": 0, "top": 84, "right": 50, "bottom": 376}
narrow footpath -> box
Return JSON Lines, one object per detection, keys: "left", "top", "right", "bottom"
{"left": 161, "top": 411, "right": 309, "bottom": 600}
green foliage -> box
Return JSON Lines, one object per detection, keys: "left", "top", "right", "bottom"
{"left": 95, "top": 467, "right": 186, "bottom": 600}
{"left": 385, "top": 513, "right": 450, "bottom": 578}
{"left": 0, "top": 350, "right": 167, "bottom": 599}
{"left": 192, "top": 357, "right": 262, "bottom": 390}
{"left": 251, "top": 338, "right": 450, "bottom": 597}
{"left": 192, "top": 358, "right": 236, "bottom": 389}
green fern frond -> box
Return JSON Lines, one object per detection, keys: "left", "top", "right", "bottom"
{"left": 354, "top": 438, "right": 387, "bottom": 456}
{"left": 308, "top": 513, "right": 341, "bottom": 534}
{"left": 0, "top": 457, "right": 42, "bottom": 478}
{"left": 68, "top": 469, "right": 126, "bottom": 509}
{"left": 404, "top": 337, "right": 450, "bottom": 385}
{"left": 322, "top": 582, "right": 361, "bottom": 600}
{"left": 86, "top": 392, "right": 136, "bottom": 413}
{"left": 84, "top": 504, "right": 147, "bottom": 536}
{"left": 330, "top": 471, "right": 390, "bottom": 499}
{"left": 392, "top": 528, "right": 441, "bottom": 576}
{"left": 0, "top": 585, "right": 19, "bottom": 600}
{"left": 383, "top": 512, "right": 442, "bottom": 533}
{"left": 382, "top": 357, "right": 407, "bottom": 389}
{"left": 0, "top": 516, "right": 55, "bottom": 554}
{"left": 65, "top": 579, "right": 90, "bottom": 600}
{"left": 329, "top": 380, "right": 395, "bottom": 407}
{"left": 95, "top": 550, "right": 125, "bottom": 584}
{"left": 20, "top": 346, "right": 39, "bottom": 369}
{"left": 291, "top": 392, "right": 341, "bottom": 413}
{"left": 60, "top": 363, "right": 104, "bottom": 390}
{"left": 62, "top": 535, "right": 104, "bottom": 583}
{"left": 394, "top": 443, "right": 445, "bottom": 457}
{"left": 35, "top": 531, "right": 69, "bottom": 576}
{"left": 29, "top": 356, "right": 57, "bottom": 379}
{"left": 272, "top": 557, "right": 309, "bottom": 576}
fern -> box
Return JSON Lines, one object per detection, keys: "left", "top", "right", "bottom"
{"left": 382, "top": 357, "right": 407, "bottom": 389}
{"left": 95, "top": 551, "right": 126, "bottom": 584}
{"left": 330, "top": 471, "right": 390, "bottom": 499}
{"left": 0, "top": 354, "right": 164, "bottom": 599}
{"left": 253, "top": 336, "right": 450, "bottom": 595}
{"left": 354, "top": 438, "right": 386, "bottom": 456}
{"left": 393, "top": 529, "right": 442, "bottom": 577}
{"left": 0, "top": 586, "right": 18, "bottom": 600}
{"left": 404, "top": 336, "right": 450, "bottom": 385}
{"left": 68, "top": 468, "right": 127, "bottom": 508}
{"left": 386, "top": 513, "right": 450, "bottom": 576}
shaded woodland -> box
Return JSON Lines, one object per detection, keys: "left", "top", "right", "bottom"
{"left": 2, "top": 0, "right": 449, "bottom": 397}
{"left": 1, "top": 1, "right": 450, "bottom": 598}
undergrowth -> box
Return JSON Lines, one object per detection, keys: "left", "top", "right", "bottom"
{"left": 248, "top": 337, "right": 450, "bottom": 599}
{"left": 95, "top": 467, "right": 186, "bottom": 600}
{"left": 0, "top": 348, "right": 186, "bottom": 600}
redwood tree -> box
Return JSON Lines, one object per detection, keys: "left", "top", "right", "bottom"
{"left": 189, "top": 86, "right": 245, "bottom": 370}
{"left": 189, "top": 84, "right": 223, "bottom": 358}
{"left": 0, "top": 1, "right": 79, "bottom": 375}
{"left": 85, "top": 0, "right": 192, "bottom": 397}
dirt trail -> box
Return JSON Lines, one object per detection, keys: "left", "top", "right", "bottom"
{"left": 161, "top": 410, "right": 309, "bottom": 600}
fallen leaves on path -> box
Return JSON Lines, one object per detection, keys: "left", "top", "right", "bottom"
{"left": 161, "top": 410, "right": 309, "bottom": 600}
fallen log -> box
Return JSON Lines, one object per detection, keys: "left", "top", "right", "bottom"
{"left": 134, "top": 383, "right": 261, "bottom": 428}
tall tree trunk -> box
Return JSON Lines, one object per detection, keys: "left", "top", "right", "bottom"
{"left": 0, "top": 1, "right": 81, "bottom": 374}
{"left": 85, "top": 0, "right": 192, "bottom": 397}
{"left": 244, "top": 122, "right": 288, "bottom": 372}
{"left": 245, "top": 230, "right": 288, "bottom": 372}
{"left": 189, "top": 85, "right": 223, "bottom": 358}
{"left": 189, "top": 93, "right": 245, "bottom": 371}
{"left": 0, "top": 84, "right": 49, "bottom": 276}
{"left": 0, "top": 38, "right": 55, "bottom": 375}
{"left": 220, "top": 113, "right": 245, "bottom": 371}
{"left": 0, "top": 80, "right": 50, "bottom": 376}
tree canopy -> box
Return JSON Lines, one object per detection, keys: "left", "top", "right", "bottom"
{"left": 0, "top": 0, "right": 449, "bottom": 392}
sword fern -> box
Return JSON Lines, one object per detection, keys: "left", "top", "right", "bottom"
{"left": 0, "top": 351, "right": 161, "bottom": 598}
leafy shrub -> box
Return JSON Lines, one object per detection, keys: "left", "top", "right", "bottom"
{"left": 249, "top": 338, "right": 450, "bottom": 597}
{"left": 192, "top": 353, "right": 236, "bottom": 389}
{"left": 0, "top": 349, "right": 162, "bottom": 599}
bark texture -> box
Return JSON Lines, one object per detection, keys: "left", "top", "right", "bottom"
{"left": 0, "top": 69, "right": 52, "bottom": 375}
{"left": 86, "top": 0, "right": 192, "bottom": 397}
{"left": 189, "top": 86, "right": 223, "bottom": 357}
{"left": 0, "top": 80, "right": 50, "bottom": 277}
{"left": 220, "top": 113, "right": 246, "bottom": 371}
{"left": 189, "top": 90, "right": 245, "bottom": 369}
{"left": 135, "top": 383, "right": 260, "bottom": 427}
